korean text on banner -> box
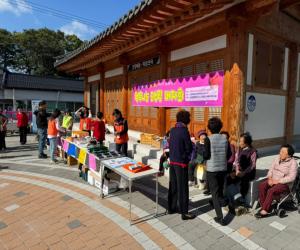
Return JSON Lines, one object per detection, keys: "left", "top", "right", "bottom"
{"left": 132, "top": 71, "right": 223, "bottom": 107}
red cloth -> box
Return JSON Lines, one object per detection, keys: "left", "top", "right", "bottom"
{"left": 17, "top": 112, "right": 28, "bottom": 128}
{"left": 93, "top": 120, "right": 105, "bottom": 142}
{"left": 259, "top": 180, "right": 290, "bottom": 212}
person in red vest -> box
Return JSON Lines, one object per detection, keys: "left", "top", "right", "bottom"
{"left": 75, "top": 106, "right": 92, "bottom": 136}
{"left": 47, "top": 109, "right": 66, "bottom": 164}
{"left": 113, "top": 109, "right": 128, "bottom": 156}
{"left": 93, "top": 112, "right": 105, "bottom": 145}
{"left": 17, "top": 107, "right": 29, "bottom": 145}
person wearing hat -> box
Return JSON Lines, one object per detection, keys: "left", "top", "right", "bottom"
{"left": 113, "top": 109, "right": 128, "bottom": 156}
{"left": 188, "top": 129, "right": 209, "bottom": 186}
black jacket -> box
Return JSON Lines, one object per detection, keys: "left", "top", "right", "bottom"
{"left": 34, "top": 109, "right": 50, "bottom": 129}
{"left": 169, "top": 125, "right": 193, "bottom": 164}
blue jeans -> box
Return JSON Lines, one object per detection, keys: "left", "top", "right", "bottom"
{"left": 49, "top": 137, "right": 58, "bottom": 161}
{"left": 38, "top": 128, "right": 47, "bottom": 155}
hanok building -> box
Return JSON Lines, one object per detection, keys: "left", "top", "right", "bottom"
{"left": 0, "top": 70, "right": 84, "bottom": 112}
{"left": 55, "top": 0, "right": 300, "bottom": 149}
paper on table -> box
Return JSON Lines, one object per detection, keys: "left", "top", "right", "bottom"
{"left": 89, "top": 154, "right": 97, "bottom": 171}
{"left": 67, "top": 144, "right": 77, "bottom": 157}
{"left": 63, "top": 140, "right": 69, "bottom": 151}
{"left": 78, "top": 149, "right": 87, "bottom": 165}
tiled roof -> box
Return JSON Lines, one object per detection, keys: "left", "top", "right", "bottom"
{"left": 2, "top": 72, "right": 83, "bottom": 92}
{"left": 54, "top": 0, "right": 153, "bottom": 67}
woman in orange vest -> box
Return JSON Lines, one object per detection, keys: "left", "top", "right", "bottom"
{"left": 75, "top": 106, "right": 92, "bottom": 136}
{"left": 48, "top": 109, "right": 66, "bottom": 164}
{"left": 113, "top": 109, "right": 128, "bottom": 156}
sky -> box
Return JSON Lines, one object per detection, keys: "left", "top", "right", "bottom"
{"left": 0, "top": 0, "right": 141, "bottom": 41}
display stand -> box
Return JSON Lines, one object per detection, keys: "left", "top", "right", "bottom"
{"left": 100, "top": 158, "right": 159, "bottom": 225}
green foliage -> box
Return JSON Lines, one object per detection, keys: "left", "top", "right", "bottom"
{"left": 0, "top": 28, "right": 83, "bottom": 76}
{"left": 0, "top": 29, "right": 16, "bottom": 70}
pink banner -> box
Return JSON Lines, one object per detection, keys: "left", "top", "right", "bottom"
{"left": 132, "top": 71, "right": 224, "bottom": 107}
{"left": 89, "top": 154, "right": 97, "bottom": 171}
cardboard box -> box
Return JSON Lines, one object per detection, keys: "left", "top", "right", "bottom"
{"left": 87, "top": 171, "right": 94, "bottom": 186}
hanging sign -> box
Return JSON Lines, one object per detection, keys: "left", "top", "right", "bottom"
{"left": 247, "top": 95, "right": 256, "bottom": 112}
{"left": 132, "top": 71, "right": 224, "bottom": 107}
{"left": 128, "top": 56, "right": 160, "bottom": 72}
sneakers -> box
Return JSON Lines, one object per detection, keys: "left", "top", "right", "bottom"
{"left": 181, "top": 213, "right": 196, "bottom": 220}
{"left": 38, "top": 153, "right": 48, "bottom": 159}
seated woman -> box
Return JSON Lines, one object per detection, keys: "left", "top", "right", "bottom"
{"left": 158, "top": 130, "right": 170, "bottom": 176}
{"left": 226, "top": 132, "right": 257, "bottom": 207}
{"left": 255, "top": 144, "right": 297, "bottom": 218}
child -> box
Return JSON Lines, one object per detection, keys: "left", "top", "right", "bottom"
{"left": 47, "top": 109, "right": 66, "bottom": 164}
{"left": 93, "top": 112, "right": 106, "bottom": 145}
{"left": 158, "top": 131, "right": 170, "bottom": 176}
{"left": 188, "top": 130, "right": 208, "bottom": 187}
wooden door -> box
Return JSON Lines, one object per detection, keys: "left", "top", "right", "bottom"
{"left": 104, "top": 76, "right": 123, "bottom": 124}
{"left": 90, "top": 82, "right": 98, "bottom": 116}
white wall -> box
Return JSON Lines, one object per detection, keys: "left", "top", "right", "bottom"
{"left": 88, "top": 74, "right": 100, "bottom": 82}
{"left": 170, "top": 35, "right": 227, "bottom": 62}
{"left": 105, "top": 67, "right": 123, "bottom": 78}
{"left": 294, "top": 97, "right": 300, "bottom": 135}
{"left": 244, "top": 92, "right": 286, "bottom": 140}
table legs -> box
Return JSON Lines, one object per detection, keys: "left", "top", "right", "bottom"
{"left": 129, "top": 180, "right": 132, "bottom": 224}
{"left": 155, "top": 173, "right": 158, "bottom": 215}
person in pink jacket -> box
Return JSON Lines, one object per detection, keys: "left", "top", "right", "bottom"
{"left": 256, "top": 144, "right": 297, "bottom": 218}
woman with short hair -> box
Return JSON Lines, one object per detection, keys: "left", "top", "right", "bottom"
{"left": 205, "top": 117, "right": 231, "bottom": 226}
{"left": 168, "top": 110, "right": 195, "bottom": 220}
{"left": 256, "top": 144, "right": 297, "bottom": 218}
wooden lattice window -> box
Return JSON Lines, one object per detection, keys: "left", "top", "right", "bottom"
{"left": 194, "top": 108, "right": 205, "bottom": 122}
{"left": 254, "top": 38, "right": 284, "bottom": 89}
{"left": 208, "top": 107, "right": 222, "bottom": 119}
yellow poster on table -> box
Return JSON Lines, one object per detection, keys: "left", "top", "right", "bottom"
{"left": 78, "top": 149, "right": 87, "bottom": 165}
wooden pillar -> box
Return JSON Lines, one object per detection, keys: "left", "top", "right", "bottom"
{"left": 158, "top": 51, "right": 168, "bottom": 137}
{"left": 99, "top": 71, "right": 105, "bottom": 113}
{"left": 285, "top": 43, "right": 298, "bottom": 144}
{"left": 224, "top": 20, "right": 248, "bottom": 143}
{"left": 122, "top": 65, "right": 129, "bottom": 119}
{"left": 83, "top": 76, "right": 88, "bottom": 107}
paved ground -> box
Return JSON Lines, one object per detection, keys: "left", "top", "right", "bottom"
{"left": 0, "top": 135, "right": 300, "bottom": 250}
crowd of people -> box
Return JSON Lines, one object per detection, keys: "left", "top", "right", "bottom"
{"left": 33, "top": 101, "right": 128, "bottom": 163}
{"left": 1, "top": 103, "right": 298, "bottom": 225}
{"left": 164, "top": 110, "right": 298, "bottom": 225}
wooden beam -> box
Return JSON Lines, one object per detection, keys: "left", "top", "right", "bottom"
{"left": 280, "top": 0, "right": 300, "bottom": 10}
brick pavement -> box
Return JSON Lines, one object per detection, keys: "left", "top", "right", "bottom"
{"left": 0, "top": 135, "right": 300, "bottom": 250}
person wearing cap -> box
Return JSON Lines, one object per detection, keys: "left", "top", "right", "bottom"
{"left": 113, "top": 109, "right": 128, "bottom": 156}
{"left": 62, "top": 109, "right": 73, "bottom": 131}
{"left": 188, "top": 129, "right": 209, "bottom": 186}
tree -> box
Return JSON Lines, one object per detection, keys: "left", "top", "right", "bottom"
{"left": 13, "top": 28, "right": 83, "bottom": 76}
{"left": 0, "top": 29, "right": 16, "bottom": 70}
